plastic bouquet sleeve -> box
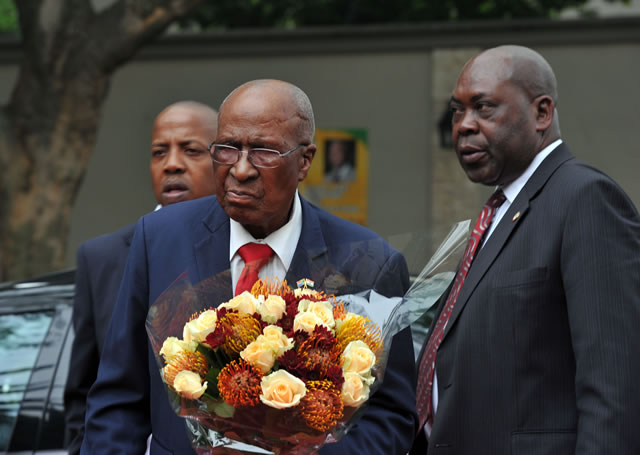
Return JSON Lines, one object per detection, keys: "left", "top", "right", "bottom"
{"left": 145, "top": 222, "right": 469, "bottom": 454}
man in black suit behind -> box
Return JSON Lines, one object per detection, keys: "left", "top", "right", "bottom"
{"left": 412, "top": 45, "right": 640, "bottom": 454}
{"left": 64, "top": 101, "right": 219, "bottom": 455}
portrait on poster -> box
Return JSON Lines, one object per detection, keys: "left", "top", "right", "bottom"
{"left": 324, "top": 138, "right": 356, "bottom": 183}
{"left": 300, "top": 129, "right": 368, "bottom": 226}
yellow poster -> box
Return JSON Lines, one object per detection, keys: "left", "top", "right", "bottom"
{"left": 300, "top": 128, "right": 368, "bottom": 226}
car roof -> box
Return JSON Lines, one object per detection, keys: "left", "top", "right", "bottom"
{"left": 0, "top": 269, "right": 75, "bottom": 314}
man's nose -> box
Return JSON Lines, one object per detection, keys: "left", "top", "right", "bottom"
{"left": 457, "top": 110, "right": 479, "bottom": 135}
{"left": 230, "top": 150, "right": 259, "bottom": 181}
{"left": 164, "top": 149, "right": 185, "bottom": 173}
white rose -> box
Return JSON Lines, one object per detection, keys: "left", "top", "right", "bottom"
{"left": 240, "top": 339, "right": 277, "bottom": 374}
{"left": 294, "top": 288, "right": 319, "bottom": 298}
{"left": 260, "top": 370, "right": 306, "bottom": 409}
{"left": 173, "top": 370, "right": 207, "bottom": 400}
{"left": 293, "top": 311, "right": 326, "bottom": 334}
{"left": 159, "top": 336, "right": 197, "bottom": 361}
{"left": 183, "top": 309, "right": 218, "bottom": 343}
{"left": 341, "top": 371, "right": 372, "bottom": 407}
{"left": 257, "top": 295, "right": 287, "bottom": 323}
{"left": 261, "top": 325, "right": 294, "bottom": 356}
{"left": 341, "top": 340, "right": 376, "bottom": 377}
{"left": 298, "top": 300, "right": 335, "bottom": 330}
{"left": 219, "top": 291, "right": 258, "bottom": 315}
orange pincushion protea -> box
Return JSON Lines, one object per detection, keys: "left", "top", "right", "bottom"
{"left": 299, "top": 380, "right": 344, "bottom": 432}
{"left": 332, "top": 300, "right": 347, "bottom": 321}
{"left": 250, "top": 278, "right": 291, "bottom": 298}
{"left": 163, "top": 351, "right": 208, "bottom": 390}
{"left": 218, "top": 359, "right": 263, "bottom": 407}
{"left": 336, "top": 315, "right": 383, "bottom": 357}
{"left": 217, "top": 311, "right": 262, "bottom": 356}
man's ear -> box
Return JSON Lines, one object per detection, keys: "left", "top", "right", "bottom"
{"left": 534, "top": 95, "right": 554, "bottom": 132}
{"left": 298, "top": 144, "right": 316, "bottom": 181}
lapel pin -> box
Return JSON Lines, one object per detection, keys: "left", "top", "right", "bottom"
{"left": 512, "top": 211, "right": 521, "bottom": 222}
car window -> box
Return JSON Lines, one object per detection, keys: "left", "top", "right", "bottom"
{"left": 0, "top": 310, "right": 54, "bottom": 452}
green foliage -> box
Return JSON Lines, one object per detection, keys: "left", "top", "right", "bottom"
{"left": 0, "top": 0, "right": 17, "bottom": 33}
{"left": 180, "top": 0, "right": 618, "bottom": 29}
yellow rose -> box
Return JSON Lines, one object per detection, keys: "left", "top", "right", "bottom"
{"left": 341, "top": 340, "right": 376, "bottom": 376}
{"left": 341, "top": 371, "right": 373, "bottom": 407}
{"left": 261, "top": 325, "right": 293, "bottom": 356}
{"left": 159, "top": 336, "right": 197, "bottom": 361}
{"left": 183, "top": 309, "right": 218, "bottom": 343}
{"left": 219, "top": 291, "right": 258, "bottom": 315}
{"left": 298, "top": 300, "right": 335, "bottom": 330}
{"left": 257, "top": 295, "right": 287, "bottom": 323}
{"left": 293, "top": 311, "right": 326, "bottom": 334}
{"left": 240, "top": 339, "right": 277, "bottom": 374}
{"left": 173, "top": 370, "right": 207, "bottom": 400}
{"left": 260, "top": 370, "right": 306, "bottom": 409}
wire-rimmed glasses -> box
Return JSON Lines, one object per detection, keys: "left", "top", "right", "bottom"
{"left": 208, "top": 143, "right": 304, "bottom": 168}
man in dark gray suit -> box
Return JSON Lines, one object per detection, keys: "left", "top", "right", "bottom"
{"left": 412, "top": 45, "right": 640, "bottom": 454}
{"left": 64, "top": 101, "right": 218, "bottom": 455}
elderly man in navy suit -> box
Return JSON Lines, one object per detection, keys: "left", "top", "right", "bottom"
{"left": 64, "top": 101, "right": 219, "bottom": 455}
{"left": 412, "top": 45, "right": 640, "bottom": 454}
{"left": 81, "top": 79, "right": 417, "bottom": 455}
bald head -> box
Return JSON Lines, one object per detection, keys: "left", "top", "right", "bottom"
{"left": 220, "top": 79, "right": 315, "bottom": 143}
{"left": 467, "top": 45, "right": 558, "bottom": 105}
{"left": 156, "top": 101, "right": 219, "bottom": 134}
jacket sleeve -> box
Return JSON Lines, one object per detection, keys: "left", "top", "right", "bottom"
{"left": 64, "top": 244, "right": 99, "bottom": 455}
{"left": 80, "top": 220, "right": 151, "bottom": 455}
{"left": 321, "top": 251, "right": 418, "bottom": 455}
{"left": 562, "top": 177, "right": 640, "bottom": 454}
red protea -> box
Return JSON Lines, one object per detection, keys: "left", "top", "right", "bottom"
{"left": 299, "top": 380, "right": 344, "bottom": 432}
{"left": 325, "top": 365, "right": 345, "bottom": 390}
{"left": 277, "top": 349, "right": 308, "bottom": 379}
{"left": 277, "top": 301, "right": 300, "bottom": 335}
{"left": 217, "top": 359, "right": 263, "bottom": 407}
{"left": 298, "top": 326, "right": 341, "bottom": 378}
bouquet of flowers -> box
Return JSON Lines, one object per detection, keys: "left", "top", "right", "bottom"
{"left": 146, "top": 222, "right": 470, "bottom": 454}
{"left": 154, "top": 278, "right": 381, "bottom": 453}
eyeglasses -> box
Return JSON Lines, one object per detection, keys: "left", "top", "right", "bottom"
{"left": 208, "top": 143, "right": 304, "bottom": 169}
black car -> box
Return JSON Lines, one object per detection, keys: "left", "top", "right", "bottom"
{"left": 0, "top": 270, "right": 75, "bottom": 455}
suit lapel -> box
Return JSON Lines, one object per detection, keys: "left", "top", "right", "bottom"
{"left": 193, "top": 200, "right": 232, "bottom": 294}
{"left": 441, "top": 144, "right": 574, "bottom": 341}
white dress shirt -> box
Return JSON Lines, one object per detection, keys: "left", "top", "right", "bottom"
{"left": 427, "top": 139, "right": 563, "bottom": 435}
{"left": 229, "top": 191, "right": 303, "bottom": 291}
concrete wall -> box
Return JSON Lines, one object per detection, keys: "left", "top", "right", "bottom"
{"left": 0, "top": 17, "right": 638, "bottom": 275}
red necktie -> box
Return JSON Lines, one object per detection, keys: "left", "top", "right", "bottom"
{"left": 235, "top": 243, "right": 274, "bottom": 296}
{"left": 416, "top": 189, "right": 506, "bottom": 431}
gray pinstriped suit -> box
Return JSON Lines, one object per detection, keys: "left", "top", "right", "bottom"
{"left": 412, "top": 143, "right": 640, "bottom": 454}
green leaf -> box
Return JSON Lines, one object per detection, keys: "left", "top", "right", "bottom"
{"left": 210, "top": 400, "right": 236, "bottom": 418}
{"left": 204, "top": 367, "right": 222, "bottom": 398}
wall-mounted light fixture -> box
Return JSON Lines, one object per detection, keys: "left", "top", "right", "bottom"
{"left": 438, "top": 107, "right": 453, "bottom": 149}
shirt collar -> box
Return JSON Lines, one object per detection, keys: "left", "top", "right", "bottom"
{"left": 502, "top": 139, "right": 563, "bottom": 204}
{"left": 229, "top": 190, "right": 303, "bottom": 269}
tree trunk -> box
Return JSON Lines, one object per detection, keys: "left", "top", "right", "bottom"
{"left": 0, "top": 0, "right": 204, "bottom": 282}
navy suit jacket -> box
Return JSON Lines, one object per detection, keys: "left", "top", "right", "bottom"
{"left": 82, "top": 195, "right": 417, "bottom": 455}
{"left": 412, "top": 144, "right": 640, "bottom": 454}
{"left": 64, "top": 223, "right": 136, "bottom": 455}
